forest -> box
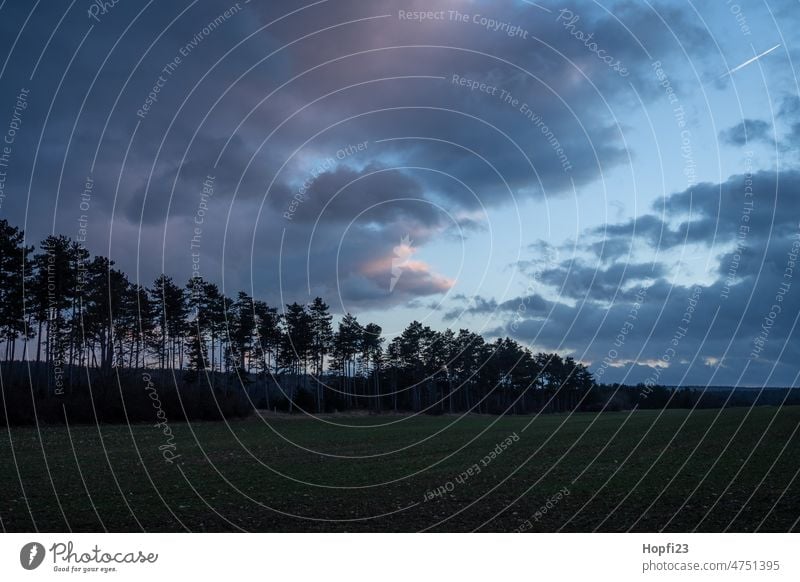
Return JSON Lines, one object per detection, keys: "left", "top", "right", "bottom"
{"left": 0, "top": 219, "right": 596, "bottom": 425}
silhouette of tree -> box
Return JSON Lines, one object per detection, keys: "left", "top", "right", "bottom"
{"left": 185, "top": 326, "right": 208, "bottom": 383}
{"left": 77, "top": 256, "right": 129, "bottom": 376}
{"left": 450, "top": 329, "right": 485, "bottom": 412}
{"left": 308, "top": 297, "right": 333, "bottom": 411}
{"left": 0, "top": 219, "right": 599, "bottom": 418}
{"left": 150, "top": 275, "right": 187, "bottom": 370}
{"left": 361, "top": 322, "right": 383, "bottom": 411}
{"left": 228, "top": 291, "right": 255, "bottom": 376}
{"left": 0, "top": 220, "right": 33, "bottom": 361}
{"left": 281, "top": 302, "right": 313, "bottom": 411}
{"left": 130, "top": 283, "right": 155, "bottom": 370}
{"left": 33, "top": 235, "right": 76, "bottom": 394}
{"left": 254, "top": 299, "right": 282, "bottom": 378}
{"left": 332, "top": 313, "right": 362, "bottom": 408}
{"left": 203, "top": 282, "right": 226, "bottom": 374}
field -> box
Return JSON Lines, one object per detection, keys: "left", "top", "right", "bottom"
{"left": 1, "top": 406, "right": 799, "bottom": 532}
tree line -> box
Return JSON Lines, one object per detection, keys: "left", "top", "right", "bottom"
{"left": 0, "top": 219, "right": 595, "bottom": 423}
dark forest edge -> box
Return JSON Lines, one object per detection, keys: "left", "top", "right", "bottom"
{"left": 1, "top": 219, "right": 797, "bottom": 427}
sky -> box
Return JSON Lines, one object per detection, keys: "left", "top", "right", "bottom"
{"left": 0, "top": 0, "right": 799, "bottom": 386}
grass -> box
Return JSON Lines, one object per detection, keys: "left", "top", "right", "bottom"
{"left": 1, "top": 406, "right": 799, "bottom": 532}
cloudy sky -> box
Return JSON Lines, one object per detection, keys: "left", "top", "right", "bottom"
{"left": 1, "top": 0, "right": 799, "bottom": 385}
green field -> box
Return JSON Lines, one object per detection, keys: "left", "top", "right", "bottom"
{"left": 1, "top": 407, "right": 799, "bottom": 532}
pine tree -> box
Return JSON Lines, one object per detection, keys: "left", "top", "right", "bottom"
{"left": 254, "top": 300, "right": 282, "bottom": 376}
{"left": 203, "top": 282, "right": 225, "bottom": 374}
{"left": 149, "top": 275, "right": 187, "bottom": 370}
{"left": 332, "top": 313, "right": 363, "bottom": 408}
{"left": 82, "top": 256, "right": 129, "bottom": 374}
{"left": 281, "top": 302, "right": 312, "bottom": 412}
{"left": 254, "top": 299, "right": 283, "bottom": 408}
{"left": 130, "top": 284, "right": 156, "bottom": 369}
{"left": 308, "top": 297, "right": 333, "bottom": 411}
{"left": 0, "top": 220, "right": 33, "bottom": 361}
{"left": 185, "top": 326, "right": 208, "bottom": 384}
{"left": 229, "top": 291, "right": 255, "bottom": 377}
{"left": 362, "top": 323, "right": 384, "bottom": 411}
{"left": 33, "top": 235, "right": 77, "bottom": 393}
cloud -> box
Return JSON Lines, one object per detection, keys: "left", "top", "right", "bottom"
{"left": 719, "top": 119, "right": 772, "bottom": 146}
{"left": 5, "top": 0, "right": 797, "bottom": 365}
{"left": 480, "top": 169, "right": 800, "bottom": 385}
{"left": 443, "top": 295, "right": 499, "bottom": 322}
{"left": 359, "top": 244, "right": 455, "bottom": 301}
{"left": 580, "top": 170, "right": 797, "bottom": 264}
{"left": 538, "top": 260, "right": 665, "bottom": 302}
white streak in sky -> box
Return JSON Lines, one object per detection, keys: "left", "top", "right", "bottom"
{"left": 720, "top": 44, "right": 781, "bottom": 78}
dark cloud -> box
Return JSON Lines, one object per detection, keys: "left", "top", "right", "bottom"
{"left": 470, "top": 168, "right": 800, "bottom": 385}
{"left": 12, "top": 0, "right": 703, "bottom": 304}
{"left": 719, "top": 119, "right": 772, "bottom": 146}
{"left": 539, "top": 260, "right": 664, "bottom": 302}
{"left": 581, "top": 170, "right": 794, "bottom": 263}
{"left": 270, "top": 163, "right": 439, "bottom": 226}
{"left": 443, "top": 295, "right": 499, "bottom": 322}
